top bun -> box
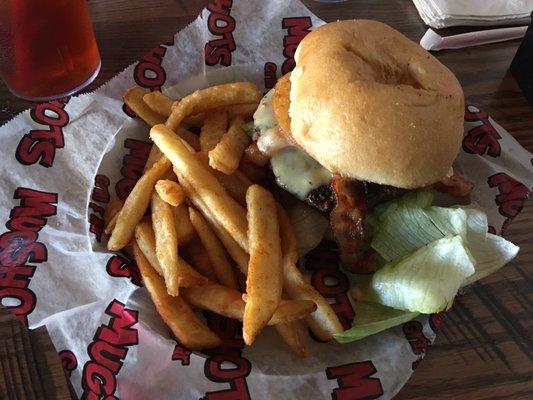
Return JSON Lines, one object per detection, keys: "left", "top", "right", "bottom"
{"left": 289, "top": 20, "right": 464, "bottom": 188}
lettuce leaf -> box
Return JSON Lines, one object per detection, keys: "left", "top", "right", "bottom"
{"left": 340, "top": 190, "right": 519, "bottom": 341}
{"left": 363, "top": 236, "right": 476, "bottom": 313}
{"left": 370, "top": 196, "right": 519, "bottom": 282}
{"left": 334, "top": 301, "right": 418, "bottom": 343}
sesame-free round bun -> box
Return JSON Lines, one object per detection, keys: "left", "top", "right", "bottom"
{"left": 289, "top": 20, "right": 464, "bottom": 188}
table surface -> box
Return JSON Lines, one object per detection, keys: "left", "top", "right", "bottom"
{"left": 0, "top": 1, "right": 531, "bottom": 399}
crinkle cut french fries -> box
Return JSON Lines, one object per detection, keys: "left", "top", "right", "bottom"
{"left": 102, "top": 82, "right": 343, "bottom": 356}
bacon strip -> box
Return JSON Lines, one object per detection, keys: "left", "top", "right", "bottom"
{"left": 434, "top": 168, "right": 474, "bottom": 198}
{"left": 330, "top": 177, "right": 369, "bottom": 272}
{"left": 329, "top": 178, "right": 408, "bottom": 273}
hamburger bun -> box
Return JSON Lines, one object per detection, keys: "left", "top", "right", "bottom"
{"left": 289, "top": 20, "right": 464, "bottom": 188}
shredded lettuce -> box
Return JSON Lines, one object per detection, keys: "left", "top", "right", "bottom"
{"left": 334, "top": 301, "right": 418, "bottom": 343}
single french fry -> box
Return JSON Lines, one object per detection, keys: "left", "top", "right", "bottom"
{"left": 150, "top": 124, "right": 249, "bottom": 251}
{"left": 177, "top": 173, "right": 249, "bottom": 273}
{"left": 155, "top": 180, "right": 186, "bottom": 207}
{"left": 183, "top": 240, "right": 216, "bottom": 281}
{"left": 135, "top": 220, "right": 163, "bottom": 275}
{"left": 143, "top": 90, "right": 174, "bottom": 117}
{"left": 124, "top": 86, "right": 166, "bottom": 126}
{"left": 108, "top": 157, "right": 171, "bottom": 251}
{"left": 142, "top": 91, "right": 215, "bottom": 127}
{"left": 196, "top": 152, "right": 252, "bottom": 207}
{"left": 104, "top": 198, "right": 124, "bottom": 234}
{"left": 144, "top": 145, "right": 164, "bottom": 172}
{"left": 243, "top": 185, "right": 283, "bottom": 345}
{"left": 182, "top": 284, "right": 316, "bottom": 325}
{"left": 152, "top": 192, "right": 207, "bottom": 294}
{"left": 165, "top": 82, "right": 262, "bottom": 131}
{"left": 272, "top": 299, "right": 316, "bottom": 324}
{"left": 133, "top": 241, "right": 220, "bottom": 350}
{"left": 172, "top": 203, "right": 196, "bottom": 243}
{"left": 209, "top": 116, "right": 250, "bottom": 175}
{"left": 277, "top": 205, "right": 344, "bottom": 341}
{"left": 135, "top": 219, "right": 206, "bottom": 288}
{"left": 275, "top": 320, "right": 306, "bottom": 357}
{"left": 151, "top": 192, "right": 181, "bottom": 295}
{"left": 200, "top": 111, "right": 228, "bottom": 152}
{"left": 189, "top": 208, "right": 238, "bottom": 290}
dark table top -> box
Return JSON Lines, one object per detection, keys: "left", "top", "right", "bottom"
{"left": 0, "top": 1, "right": 532, "bottom": 399}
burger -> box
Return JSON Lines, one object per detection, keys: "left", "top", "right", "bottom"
{"left": 246, "top": 20, "right": 474, "bottom": 273}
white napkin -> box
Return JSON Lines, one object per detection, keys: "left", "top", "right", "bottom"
{"left": 412, "top": 0, "right": 533, "bottom": 28}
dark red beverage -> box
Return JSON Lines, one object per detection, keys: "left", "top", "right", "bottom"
{"left": 0, "top": 0, "right": 100, "bottom": 100}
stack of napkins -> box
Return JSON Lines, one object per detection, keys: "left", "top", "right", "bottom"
{"left": 412, "top": 0, "right": 533, "bottom": 28}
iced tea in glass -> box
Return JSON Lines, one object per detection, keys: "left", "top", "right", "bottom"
{"left": 0, "top": 0, "right": 101, "bottom": 101}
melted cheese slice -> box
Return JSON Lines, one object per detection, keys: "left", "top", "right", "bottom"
{"left": 253, "top": 90, "right": 332, "bottom": 200}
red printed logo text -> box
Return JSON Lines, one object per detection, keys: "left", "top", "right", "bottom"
{"left": 106, "top": 255, "right": 142, "bottom": 287}
{"left": 305, "top": 241, "right": 355, "bottom": 334}
{"left": 0, "top": 188, "right": 57, "bottom": 325}
{"left": 203, "top": 312, "right": 251, "bottom": 400}
{"left": 16, "top": 98, "right": 70, "bottom": 167}
{"left": 205, "top": 0, "right": 236, "bottom": 67}
{"left": 463, "top": 105, "right": 502, "bottom": 157}
{"left": 487, "top": 172, "right": 529, "bottom": 232}
{"left": 81, "top": 299, "right": 139, "bottom": 400}
{"left": 59, "top": 349, "right": 78, "bottom": 377}
{"left": 172, "top": 344, "right": 191, "bottom": 366}
{"left": 326, "top": 361, "right": 384, "bottom": 400}
{"left": 115, "top": 139, "right": 152, "bottom": 201}
{"left": 123, "top": 39, "right": 172, "bottom": 117}
{"left": 89, "top": 174, "right": 110, "bottom": 242}
{"left": 403, "top": 320, "right": 430, "bottom": 369}
{"left": 281, "top": 17, "right": 312, "bottom": 75}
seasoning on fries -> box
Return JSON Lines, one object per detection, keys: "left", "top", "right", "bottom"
{"left": 177, "top": 173, "right": 250, "bottom": 274}
{"left": 183, "top": 240, "right": 216, "bottom": 281}
{"left": 277, "top": 206, "right": 344, "bottom": 340}
{"left": 189, "top": 207, "right": 239, "bottom": 290}
{"left": 102, "top": 80, "right": 351, "bottom": 358}
{"left": 155, "top": 180, "right": 186, "bottom": 207}
{"left": 243, "top": 184, "right": 283, "bottom": 345}
{"left": 107, "top": 156, "right": 170, "bottom": 251}
{"left": 150, "top": 124, "right": 249, "bottom": 251}
{"left": 123, "top": 86, "right": 166, "bottom": 127}
{"left": 200, "top": 111, "right": 228, "bottom": 152}
{"left": 133, "top": 241, "right": 220, "bottom": 350}
{"left": 143, "top": 90, "right": 174, "bottom": 117}
{"left": 172, "top": 203, "right": 196, "bottom": 243}
{"left": 151, "top": 191, "right": 181, "bottom": 295}
{"left": 181, "top": 284, "right": 316, "bottom": 324}
{"left": 165, "top": 82, "right": 262, "bottom": 131}
{"left": 209, "top": 116, "right": 250, "bottom": 175}
{"left": 275, "top": 320, "right": 306, "bottom": 357}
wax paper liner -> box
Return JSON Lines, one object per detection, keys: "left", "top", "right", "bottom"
{"left": 0, "top": 1, "right": 531, "bottom": 399}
